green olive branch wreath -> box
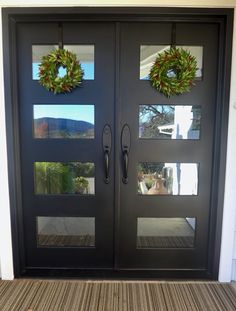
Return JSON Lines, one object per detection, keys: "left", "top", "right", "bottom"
{"left": 149, "top": 47, "right": 198, "bottom": 97}
{"left": 38, "top": 49, "right": 84, "bottom": 94}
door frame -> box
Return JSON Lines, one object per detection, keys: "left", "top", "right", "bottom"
{"left": 2, "top": 7, "right": 233, "bottom": 279}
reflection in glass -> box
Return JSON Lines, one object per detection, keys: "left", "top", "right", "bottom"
{"left": 140, "top": 45, "right": 203, "bottom": 80}
{"left": 138, "top": 162, "right": 198, "bottom": 195}
{"left": 32, "top": 45, "right": 94, "bottom": 80}
{"left": 32, "top": 45, "right": 57, "bottom": 80}
{"left": 37, "top": 217, "right": 95, "bottom": 247}
{"left": 35, "top": 162, "right": 95, "bottom": 195}
{"left": 139, "top": 105, "right": 201, "bottom": 139}
{"left": 137, "top": 217, "right": 195, "bottom": 248}
{"left": 34, "top": 105, "right": 94, "bottom": 139}
{"left": 64, "top": 45, "right": 94, "bottom": 80}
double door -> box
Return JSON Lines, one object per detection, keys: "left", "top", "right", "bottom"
{"left": 17, "top": 20, "right": 218, "bottom": 275}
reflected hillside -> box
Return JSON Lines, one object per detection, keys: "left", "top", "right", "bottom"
{"left": 34, "top": 117, "right": 94, "bottom": 138}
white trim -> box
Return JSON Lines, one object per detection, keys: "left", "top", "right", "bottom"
{"left": 218, "top": 10, "right": 236, "bottom": 282}
{"left": 231, "top": 259, "right": 236, "bottom": 280}
{"left": 0, "top": 10, "right": 14, "bottom": 280}
{"left": 0, "top": 1, "right": 235, "bottom": 8}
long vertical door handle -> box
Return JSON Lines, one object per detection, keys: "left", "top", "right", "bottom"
{"left": 104, "top": 150, "right": 109, "bottom": 184}
{"left": 123, "top": 150, "right": 129, "bottom": 183}
{"left": 102, "top": 125, "right": 112, "bottom": 184}
{"left": 121, "top": 124, "right": 131, "bottom": 184}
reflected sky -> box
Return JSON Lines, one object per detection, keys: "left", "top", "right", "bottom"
{"left": 34, "top": 105, "right": 94, "bottom": 124}
{"left": 32, "top": 45, "right": 95, "bottom": 80}
{"left": 33, "top": 62, "right": 94, "bottom": 80}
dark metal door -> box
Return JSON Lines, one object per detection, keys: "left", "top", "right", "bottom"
{"left": 118, "top": 22, "right": 218, "bottom": 272}
{"left": 17, "top": 20, "right": 220, "bottom": 275}
{"left": 17, "top": 22, "right": 115, "bottom": 268}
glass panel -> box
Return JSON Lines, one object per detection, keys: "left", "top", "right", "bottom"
{"left": 64, "top": 45, "right": 94, "bottom": 80}
{"left": 139, "top": 105, "right": 201, "bottom": 140}
{"left": 140, "top": 45, "right": 203, "bottom": 80}
{"left": 138, "top": 162, "right": 198, "bottom": 195}
{"left": 35, "top": 162, "right": 95, "bottom": 195}
{"left": 32, "top": 45, "right": 58, "bottom": 80}
{"left": 34, "top": 105, "right": 94, "bottom": 139}
{"left": 137, "top": 217, "right": 196, "bottom": 248}
{"left": 37, "top": 217, "right": 95, "bottom": 247}
{"left": 32, "top": 45, "right": 94, "bottom": 80}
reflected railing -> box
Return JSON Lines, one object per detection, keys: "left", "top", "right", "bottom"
{"left": 139, "top": 105, "right": 201, "bottom": 140}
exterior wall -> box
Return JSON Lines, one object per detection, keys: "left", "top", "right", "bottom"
{"left": 1, "top": 1, "right": 236, "bottom": 7}
{"left": 218, "top": 10, "right": 236, "bottom": 282}
{"left": 0, "top": 10, "right": 14, "bottom": 280}
{"left": 0, "top": 0, "right": 236, "bottom": 281}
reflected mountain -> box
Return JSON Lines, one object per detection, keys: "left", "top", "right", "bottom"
{"left": 34, "top": 117, "right": 94, "bottom": 138}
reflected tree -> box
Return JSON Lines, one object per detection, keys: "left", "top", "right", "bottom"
{"left": 138, "top": 162, "right": 164, "bottom": 175}
{"left": 139, "top": 105, "right": 174, "bottom": 138}
{"left": 35, "top": 162, "right": 94, "bottom": 194}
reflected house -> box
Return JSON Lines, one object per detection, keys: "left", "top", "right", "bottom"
{"left": 161, "top": 106, "right": 199, "bottom": 195}
{"left": 171, "top": 106, "right": 200, "bottom": 140}
{"left": 164, "top": 163, "right": 198, "bottom": 195}
{"left": 157, "top": 124, "right": 175, "bottom": 137}
{"left": 139, "top": 105, "right": 201, "bottom": 140}
{"left": 138, "top": 162, "right": 198, "bottom": 196}
{"left": 139, "top": 45, "right": 202, "bottom": 195}
{"left": 139, "top": 106, "right": 199, "bottom": 195}
{"left": 155, "top": 106, "right": 201, "bottom": 140}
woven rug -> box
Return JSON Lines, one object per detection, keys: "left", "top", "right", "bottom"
{"left": 0, "top": 280, "right": 235, "bottom": 311}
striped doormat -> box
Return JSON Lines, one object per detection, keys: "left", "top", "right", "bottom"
{"left": 0, "top": 280, "right": 236, "bottom": 310}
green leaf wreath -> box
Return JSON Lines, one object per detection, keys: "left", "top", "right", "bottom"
{"left": 149, "top": 47, "right": 197, "bottom": 97}
{"left": 38, "top": 49, "right": 84, "bottom": 94}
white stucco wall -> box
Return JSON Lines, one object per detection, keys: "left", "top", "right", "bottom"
{"left": 218, "top": 10, "right": 236, "bottom": 282}
{"left": 0, "top": 1, "right": 236, "bottom": 7}
{"left": 0, "top": 0, "right": 236, "bottom": 281}
{"left": 0, "top": 9, "right": 14, "bottom": 280}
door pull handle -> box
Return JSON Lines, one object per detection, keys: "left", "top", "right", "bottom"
{"left": 121, "top": 124, "right": 131, "bottom": 184}
{"left": 102, "top": 125, "right": 112, "bottom": 184}
{"left": 104, "top": 149, "right": 110, "bottom": 184}
{"left": 122, "top": 148, "right": 129, "bottom": 184}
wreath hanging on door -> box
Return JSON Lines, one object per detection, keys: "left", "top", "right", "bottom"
{"left": 149, "top": 47, "right": 197, "bottom": 97}
{"left": 38, "top": 49, "right": 84, "bottom": 94}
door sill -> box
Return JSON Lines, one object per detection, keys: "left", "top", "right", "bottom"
{"left": 20, "top": 267, "right": 213, "bottom": 280}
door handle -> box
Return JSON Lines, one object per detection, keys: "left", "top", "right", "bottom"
{"left": 102, "top": 124, "right": 112, "bottom": 184}
{"left": 104, "top": 150, "right": 109, "bottom": 184}
{"left": 121, "top": 124, "right": 131, "bottom": 184}
{"left": 123, "top": 149, "right": 129, "bottom": 183}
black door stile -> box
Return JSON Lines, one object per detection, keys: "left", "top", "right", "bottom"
{"left": 17, "top": 22, "right": 116, "bottom": 268}
{"left": 118, "top": 22, "right": 218, "bottom": 270}
{"left": 3, "top": 8, "right": 233, "bottom": 278}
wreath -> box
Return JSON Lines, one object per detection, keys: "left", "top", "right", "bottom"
{"left": 149, "top": 47, "right": 197, "bottom": 97}
{"left": 38, "top": 49, "right": 84, "bottom": 94}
